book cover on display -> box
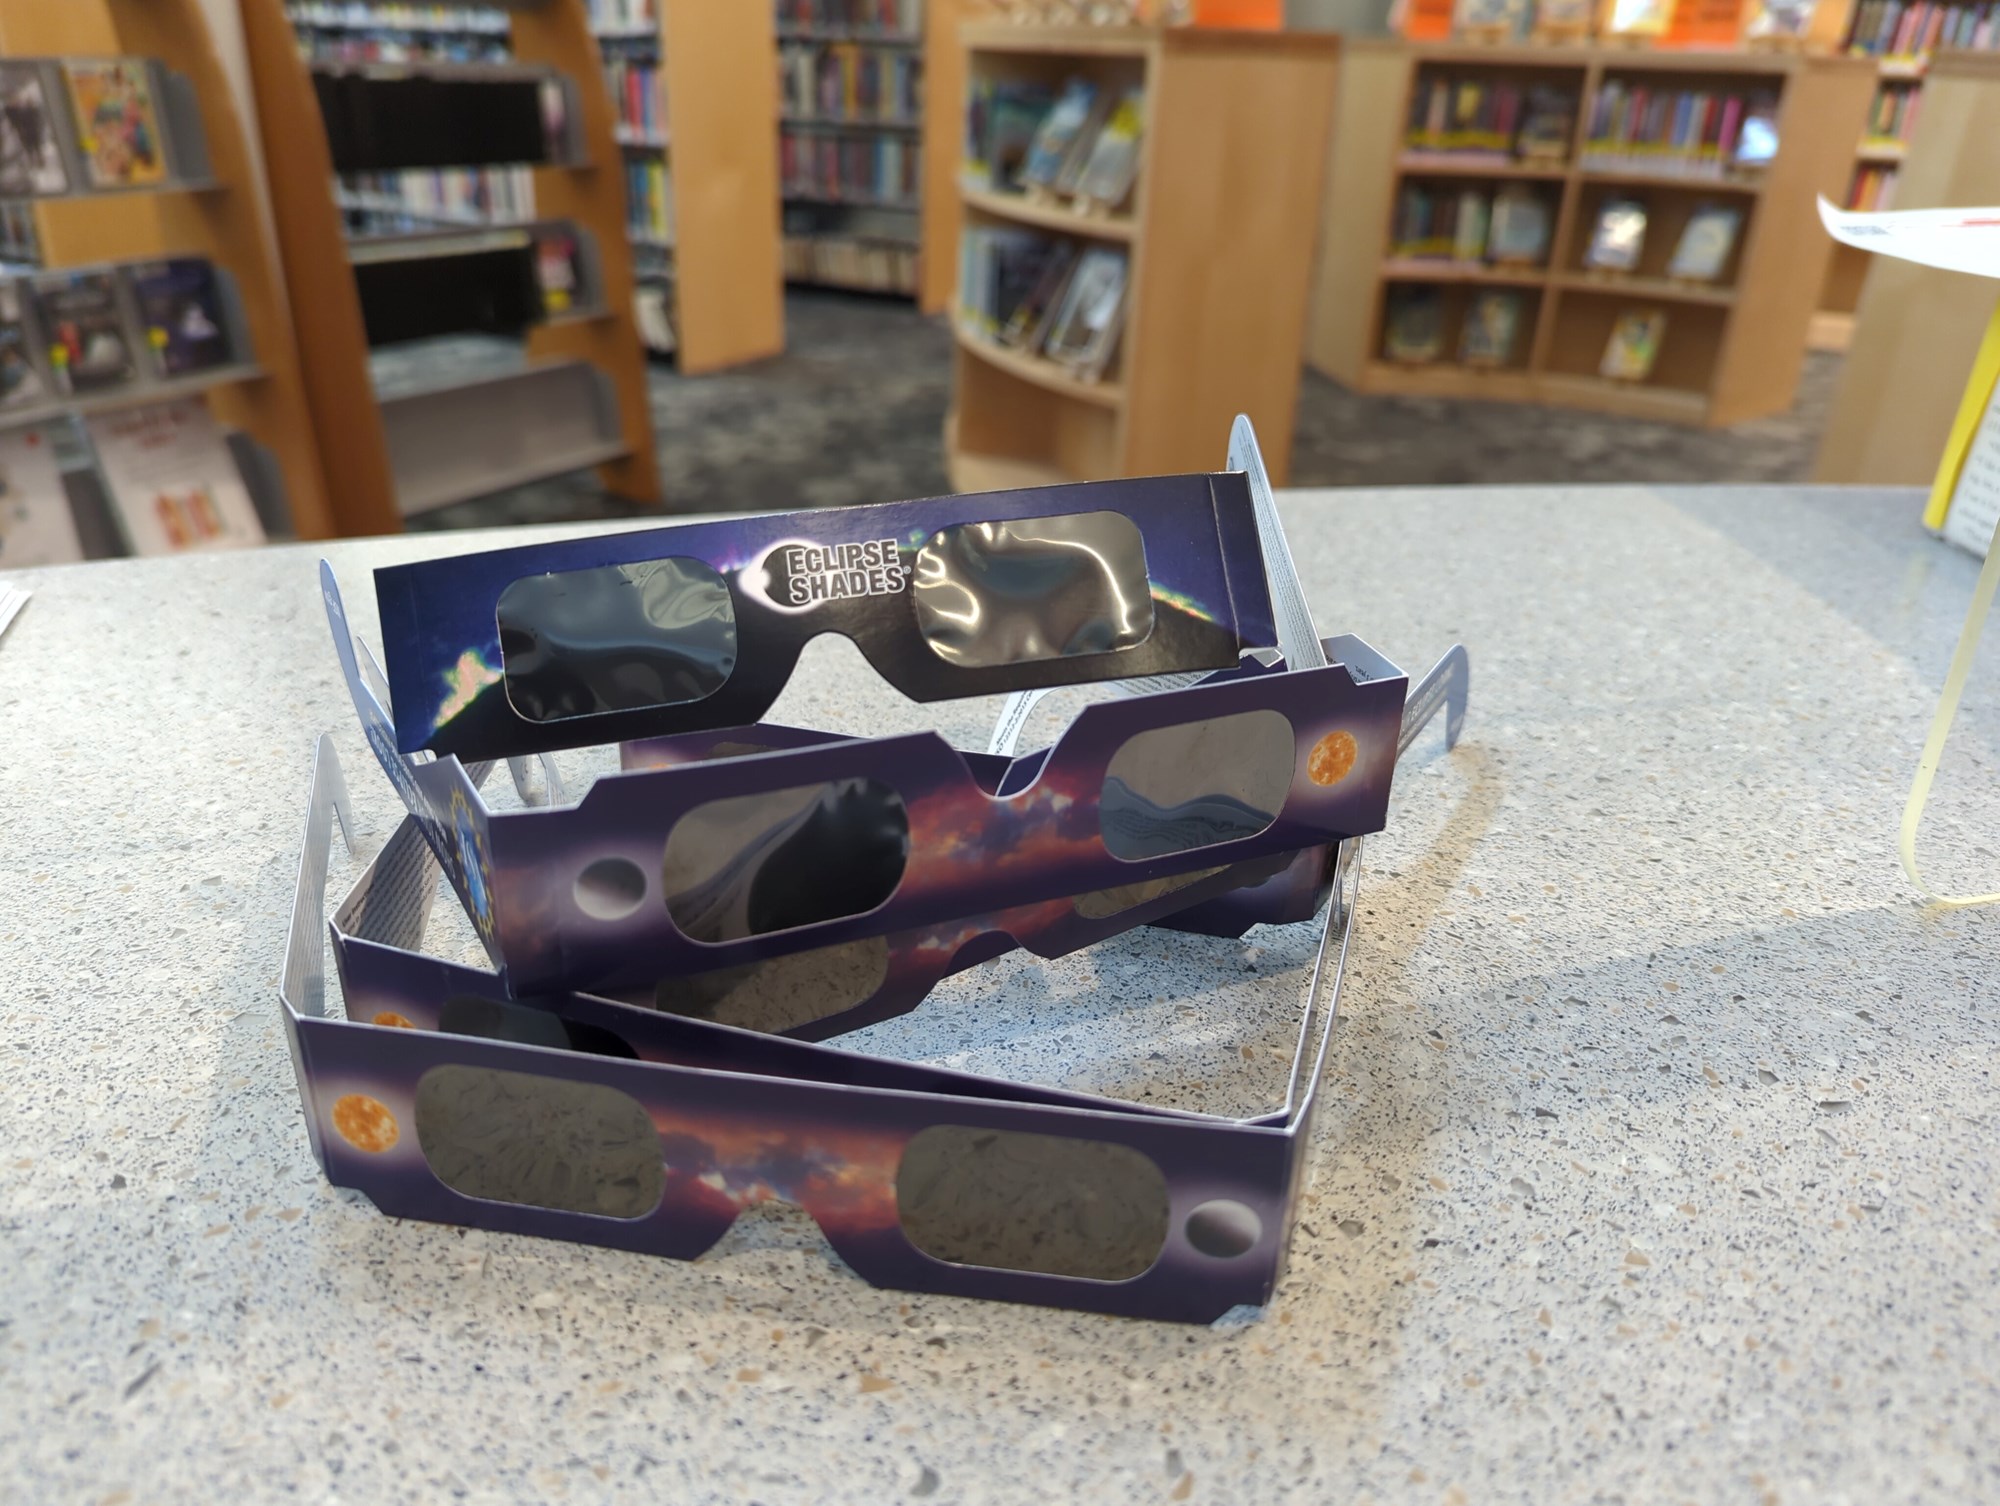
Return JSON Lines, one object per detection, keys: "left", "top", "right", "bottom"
{"left": 1384, "top": 286, "right": 1444, "bottom": 363}
{"left": 533, "top": 228, "right": 584, "bottom": 316}
{"left": 1487, "top": 185, "right": 1551, "bottom": 265}
{"left": 0, "top": 283, "right": 49, "bottom": 411}
{"left": 86, "top": 398, "right": 265, "bottom": 556}
{"left": 0, "top": 426, "right": 81, "bottom": 568}
{"left": 1459, "top": 289, "right": 1523, "bottom": 367}
{"left": 34, "top": 271, "right": 137, "bottom": 395}
{"left": 1583, "top": 198, "right": 1648, "bottom": 272}
{"left": 62, "top": 59, "right": 168, "bottom": 190}
{"left": 1600, "top": 309, "right": 1666, "bottom": 381}
{"left": 1666, "top": 205, "right": 1741, "bottom": 281}
{"left": 1019, "top": 78, "right": 1097, "bottom": 191}
{"left": 127, "top": 258, "right": 231, "bottom": 377}
{"left": 0, "top": 63, "right": 70, "bottom": 196}
{"left": 1042, "top": 246, "right": 1126, "bottom": 377}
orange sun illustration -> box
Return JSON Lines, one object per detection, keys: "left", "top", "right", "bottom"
{"left": 332, "top": 1094, "right": 399, "bottom": 1153}
{"left": 1307, "top": 730, "right": 1358, "bottom": 787}
{"left": 371, "top": 1012, "right": 415, "bottom": 1029}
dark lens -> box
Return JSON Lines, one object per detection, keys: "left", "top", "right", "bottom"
{"left": 654, "top": 934, "right": 890, "bottom": 1033}
{"left": 1099, "top": 709, "right": 1292, "bottom": 860}
{"left": 497, "top": 556, "right": 736, "bottom": 724}
{"left": 439, "top": 993, "right": 640, "bottom": 1060}
{"left": 896, "top": 1125, "right": 1168, "bottom": 1280}
{"left": 1073, "top": 865, "right": 1224, "bottom": 921}
{"left": 663, "top": 779, "right": 909, "bottom": 943}
{"left": 415, "top": 1064, "right": 664, "bottom": 1218}
{"left": 912, "top": 511, "right": 1153, "bottom": 669}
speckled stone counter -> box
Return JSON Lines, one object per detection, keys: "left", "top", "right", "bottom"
{"left": 3, "top": 486, "right": 1996, "bottom": 1504}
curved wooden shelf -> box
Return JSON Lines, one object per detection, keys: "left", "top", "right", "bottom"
{"left": 1381, "top": 258, "right": 1547, "bottom": 286}
{"left": 953, "top": 324, "right": 1125, "bottom": 409}
{"left": 959, "top": 183, "right": 1136, "bottom": 241}
{"left": 1551, "top": 271, "right": 1736, "bottom": 306}
{"left": 1397, "top": 154, "right": 1569, "bottom": 180}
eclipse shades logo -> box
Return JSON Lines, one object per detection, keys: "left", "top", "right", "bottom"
{"left": 765, "top": 539, "right": 906, "bottom": 608}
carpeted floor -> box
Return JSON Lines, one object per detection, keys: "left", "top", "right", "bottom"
{"left": 401, "top": 287, "right": 1842, "bottom": 531}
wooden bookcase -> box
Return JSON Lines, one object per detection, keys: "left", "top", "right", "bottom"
{"left": 946, "top": 23, "right": 1339, "bottom": 490}
{"left": 0, "top": 0, "right": 336, "bottom": 538}
{"left": 1306, "top": 39, "right": 1873, "bottom": 428}
{"left": 239, "top": 0, "right": 661, "bottom": 533}
{"left": 1813, "top": 51, "right": 2000, "bottom": 485}
{"left": 610, "top": 1, "right": 784, "bottom": 373}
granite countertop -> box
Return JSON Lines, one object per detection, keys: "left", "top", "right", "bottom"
{"left": 2, "top": 485, "right": 1995, "bottom": 1503}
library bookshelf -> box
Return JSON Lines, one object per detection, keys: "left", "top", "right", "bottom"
{"left": 239, "top": 0, "right": 661, "bottom": 532}
{"left": 780, "top": 0, "right": 965, "bottom": 307}
{"left": 1306, "top": 39, "right": 1873, "bottom": 428}
{"left": 0, "top": 0, "right": 336, "bottom": 538}
{"left": 946, "top": 22, "right": 1338, "bottom": 491}
{"left": 1814, "top": 50, "right": 2000, "bottom": 484}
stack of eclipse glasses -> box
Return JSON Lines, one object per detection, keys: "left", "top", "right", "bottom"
{"left": 280, "top": 418, "right": 1469, "bottom": 1323}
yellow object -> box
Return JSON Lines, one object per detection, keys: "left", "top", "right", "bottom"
{"left": 1924, "top": 302, "right": 2000, "bottom": 529}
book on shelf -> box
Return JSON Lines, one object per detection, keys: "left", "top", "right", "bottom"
{"left": 34, "top": 271, "right": 137, "bottom": 397}
{"left": 1390, "top": 182, "right": 1502, "bottom": 263}
{"left": 63, "top": 60, "right": 171, "bottom": 190}
{"left": 962, "top": 79, "right": 1054, "bottom": 193}
{"left": 958, "top": 228, "right": 1127, "bottom": 380}
{"left": 1580, "top": 82, "right": 1782, "bottom": 179}
{"left": 1383, "top": 286, "right": 1444, "bottom": 363}
{"left": 633, "top": 280, "right": 675, "bottom": 356}
{"left": 626, "top": 157, "right": 673, "bottom": 242}
{"left": 606, "top": 57, "right": 663, "bottom": 141}
{"left": 1073, "top": 91, "right": 1143, "bottom": 211}
{"left": 585, "top": 0, "right": 658, "bottom": 28}
{"left": 1451, "top": 0, "right": 1531, "bottom": 39}
{"left": 1042, "top": 246, "right": 1127, "bottom": 381}
{"left": 782, "top": 127, "right": 918, "bottom": 205}
{"left": 1664, "top": 204, "right": 1741, "bottom": 281}
{"left": 1845, "top": 161, "right": 1899, "bottom": 211}
{"left": 1406, "top": 74, "right": 1577, "bottom": 166}
{"left": 1021, "top": 79, "right": 1101, "bottom": 193}
{"left": 0, "top": 63, "right": 72, "bottom": 198}
{"left": 1842, "top": 0, "right": 2000, "bottom": 57}
{"left": 780, "top": 41, "right": 921, "bottom": 124}
{"left": 0, "top": 283, "right": 50, "bottom": 412}
{"left": 0, "top": 426, "right": 81, "bottom": 569}
{"left": 1863, "top": 80, "right": 1923, "bottom": 144}
{"left": 1459, "top": 289, "right": 1524, "bottom": 367}
{"left": 87, "top": 398, "right": 265, "bottom": 556}
{"left": 785, "top": 232, "right": 918, "bottom": 294}
{"left": 1600, "top": 308, "right": 1666, "bottom": 381}
{"left": 777, "top": 0, "right": 922, "bottom": 36}
{"left": 290, "top": 5, "right": 511, "bottom": 65}
{"left": 532, "top": 227, "right": 586, "bottom": 316}
{"left": 1582, "top": 198, "right": 1648, "bottom": 273}
{"left": 1602, "top": 0, "right": 1675, "bottom": 37}
{"left": 341, "top": 165, "right": 536, "bottom": 226}
{"left": 1744, "top": 0, "right": 1823, "bottom": 39}
{"left": 128, "top": 259, "right": 233, "bottom": 379}
{"left": 1487, "top": 185, "right": 1552, "bottom": 265}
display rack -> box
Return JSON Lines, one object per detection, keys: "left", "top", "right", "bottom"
{"left": 945, "top": 22, "right": 1338, "bottom": 490}
{"left": 1305, "top": 40, "right": 1872, "bottom": 429}
{"left": 1814, "top": 50, "right": 2000, "bottom": 485}
{"left": 0, "top": 0, "right": 336, "bottom": 540}
{"left": 240, "top": 0, "right": 660, "bottom": 530}
{"left": 589, "top": 0, "right": 784, "bottom": 372}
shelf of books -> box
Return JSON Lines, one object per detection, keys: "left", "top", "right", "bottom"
{"left": 0, "top": 2, "right": 338, "bottom": 563}
{"left": 240, "top": 0, "right": 660, "bottom": 529}
{"left": 1811, "top": 0, "right": 2000, "bottom": 351}
{"left": 948, "top": 22, "right": 1337, "bottom": 489}
{"left": 779, "top": 0, "right": 936, "bottom": 301}
{"left": 1305, "top": 40, "right": 1873, "bottom": 429}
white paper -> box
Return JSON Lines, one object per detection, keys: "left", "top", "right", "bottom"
{"left": 1944, "top": 378, "right": 2000, "bottom": 559}
{"left": 1817, "top": 197, "right": 2000, "bottom": 280}
{"left": 85, "top": 397, "right": 264, "bottom": 556}
{"left": 0, "top": 425, "right": 82, "bottom": 568}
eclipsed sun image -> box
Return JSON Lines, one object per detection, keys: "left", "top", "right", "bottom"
{"left": 332, "top": 1093, "right": 399, "bottom": 1153}
{"left": 1307, "top": 730, "right": 1357, "bottom": 787}
{"left": 371, "top": 1012, "right": 415, "bottom": 1029}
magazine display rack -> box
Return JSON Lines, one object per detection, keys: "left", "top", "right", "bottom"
{"left": 945, "top": 22, "right": 1338, "bottom": 489}
{"left": 1305, "top": 39, "right": 1873, "bottom": 427}
{"left": 0, "top": 0, "right": 334, "bottom": 538}
{"left": 239, "top": 0, "right": 660, "bottom": 531}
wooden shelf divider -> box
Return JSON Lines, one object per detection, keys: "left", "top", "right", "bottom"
{"left": 1305, "top": 37, "right": 1873, "bottom": 430}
